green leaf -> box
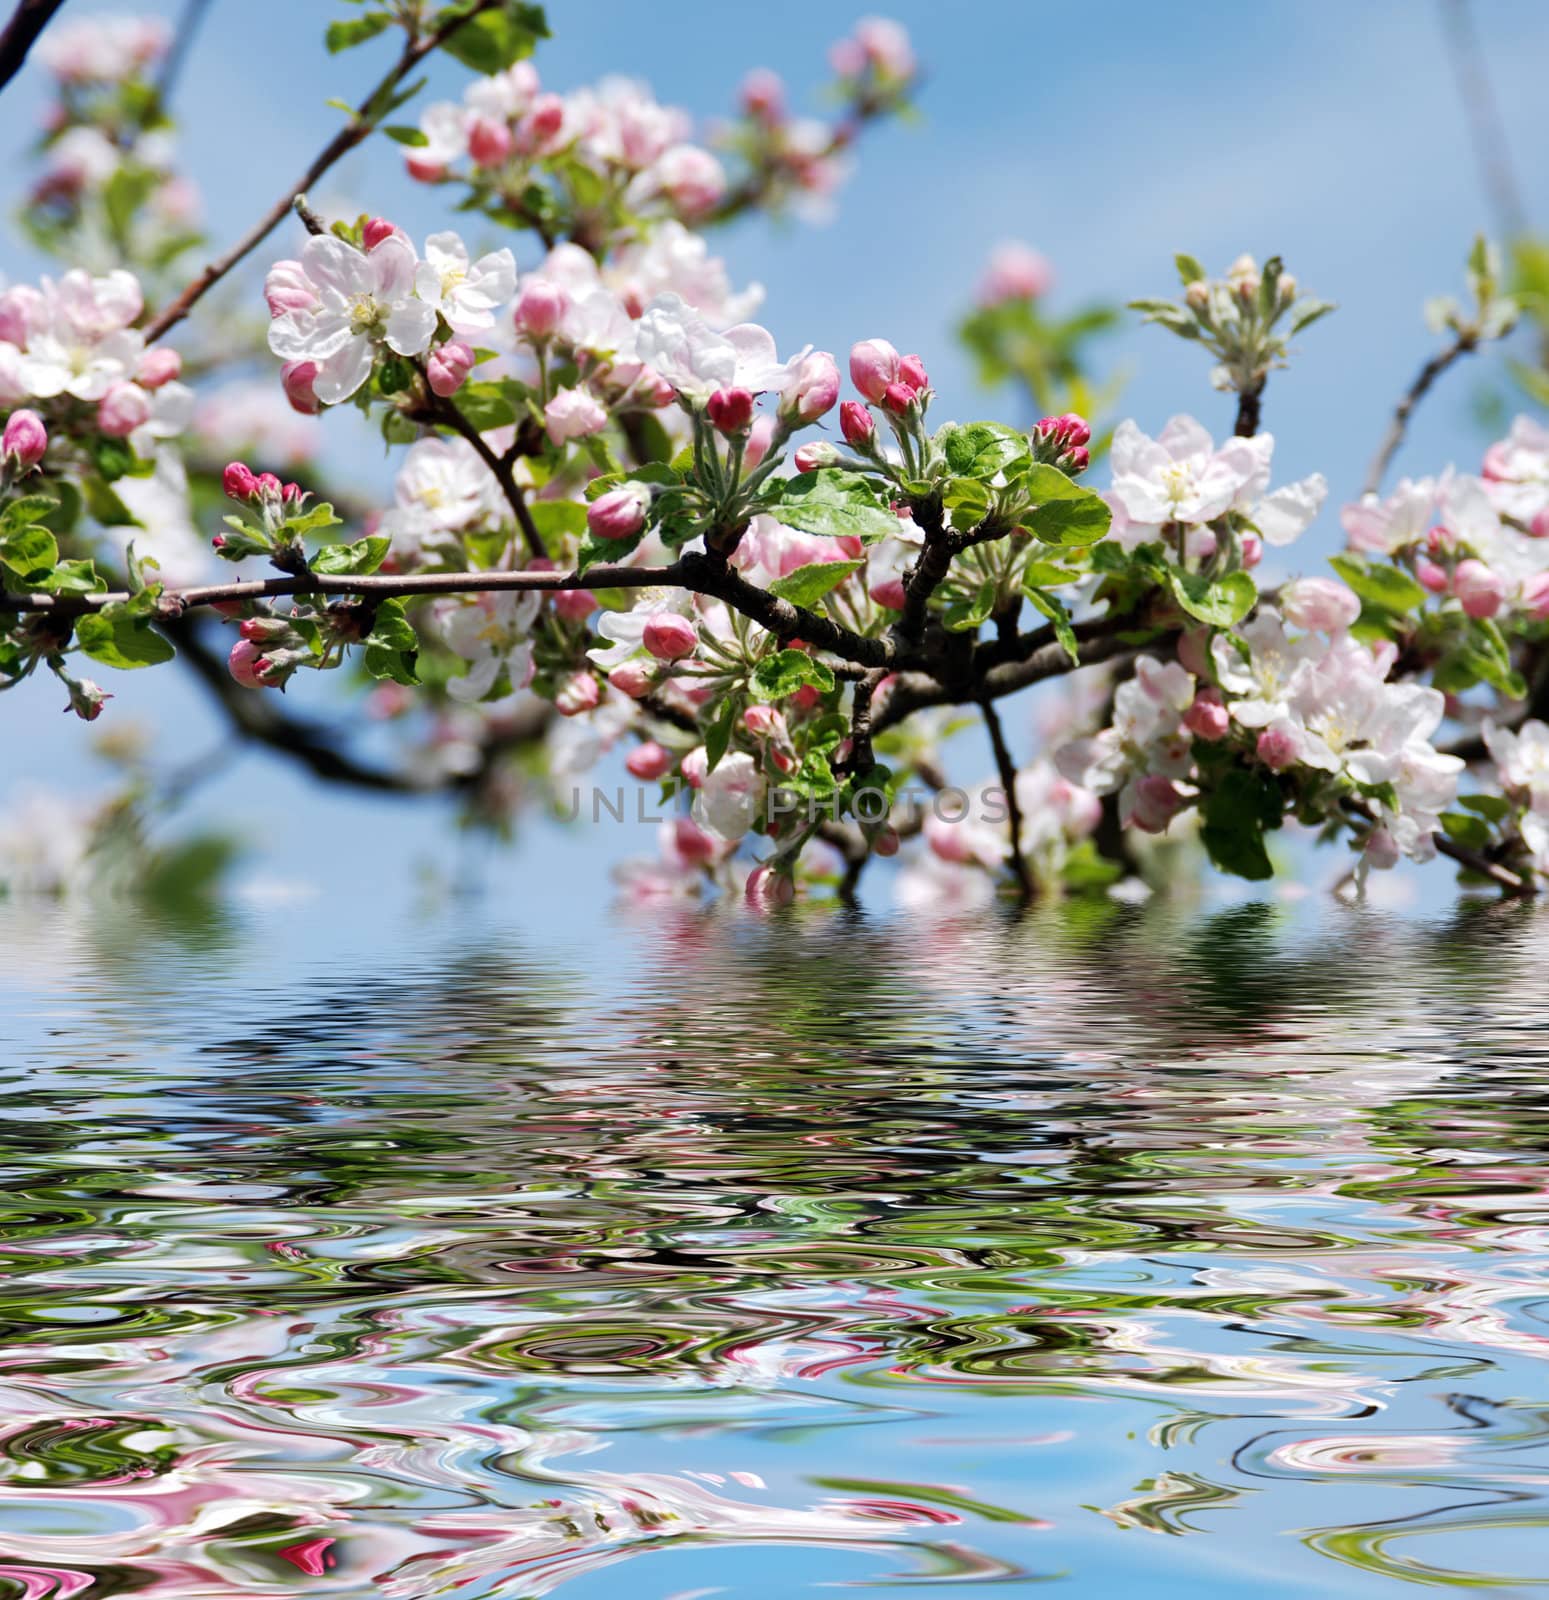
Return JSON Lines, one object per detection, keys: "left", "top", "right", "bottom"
{"left": 312, "top": 535, "right": 390, "bottom": 576}
{"left": 1200, "top": 768, "right": 1281, "bottom": 881}
{"left": 1329, "top": 554, "right": 1426, "bottom": 614}
{"left": 768, "top": 559, "right": 863, "bottom": 609}
{"left": 763, "top": 470, "right": 900, "bottom": 543}
{"left": 1020, "top": 559, "right": 1081, "bottom": 588}
{"left": 365, "top": 597, "right": 418, "bottom": 652}
{"left": 438, "top": 1, "right": 548, "bottom": 74}
{"left": 1289, "top": 299, "right": 1337, "bottom": 337}
{"left": 1024, "top": 585, "right": 1079, "bottom": 663}
{"left": 943, "top": 579, "right": 996, "bottom": 634}
{"left": 281, "top": 502, "right": 344, "bottom": 539}
{"left": 102, "top": 165, "right": 159, "bottom": 243}
{"left": 454, "top": 381, "right": 517, "bottom": 431}
{"left": 36, "top": 559, "right": 106, "bottom": 594}
{"left": 528, "top": 500, "right": 588, "bottom": 541}
{"left": 1453, "top": 616, "right": 1527, "bottom": 699}
{"left": 363, "top": 644, "right": 419, "bottom": 685}
{"left": 90, "top": 436, "right": 152, "bottom": 482}
{"left": 1167, "top": 567, "right": 1257, "bottom": 627}
{"left": 1459, "top": 793, "right": 1512, "bottom": 823}
{"left": 704, "top": 693, "right": 738, "bottom": 774}
{"left": 382, "top": 124, "right": 429, "bottom": 147}
{"left": 1, "top": 495, "right": 60, "bottom": 538}
{"left": 326, "top": 13, "right": 394, "bottom": 51}
{"left": 751, "top": 648, "right": 835, "bottom": 702}
{"left": 938, "top": 421, "right": 1029, "bottom": 481}
{"left": 1021, "top": 463, "right": 1112, "bottom": 546}
{"left": 1440, "top": 811, "right": 1493, "bottom": 850}
{"left": 81, "top": 475, "right": 140, "bottom": 528}
{"left": 75, "top": 607, "right": 174, "bottom": 669}
{"left": 1174, "top": 253, "right": 1207, "bottom": 287}
{"left": 0, "top": 524, "right": 57, "bottom": 579}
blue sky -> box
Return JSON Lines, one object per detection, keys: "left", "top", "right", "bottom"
{"left": 5, "top": 0, "right": 1549, "bottom": 918}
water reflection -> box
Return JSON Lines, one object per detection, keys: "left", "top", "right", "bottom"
{"left": 1, "top": 896, "right": 1549, "bottom": 1594}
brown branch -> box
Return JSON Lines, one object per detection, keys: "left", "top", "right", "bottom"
{"left": 1363, "top": 331, "right": 1478, "bottom": 496}
{"left": 979, "top": 695, "right": 1033, "bottom": 899}
{"left": 142, "top": 0, "right": 507, "bottom": 343}
{"left": 0, "top": 0, "right": 66, "bottom": 94}
{"left": 1234, "top": 381, "right": 1264, "bottom": 439}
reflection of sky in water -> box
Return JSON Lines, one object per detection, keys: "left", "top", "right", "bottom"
{"left": 1, "top": 897, "right": 1548, "bottom": 1593}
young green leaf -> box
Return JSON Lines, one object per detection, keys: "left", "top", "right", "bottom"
{"left": 1024, "top": 585, "right": 1080, "bottom": 663}
{"left": 768, "top": 559, "right": 863, "bottom": 609}
{"left": 751, "top": 649, "right": 836, "bottom": 702}
{"left": 1166, "top": 568, "right": 1257, "bottom": 627}
{"left": 312, "top": 536, "right": 391, "bottom": 576}
{"left": 1021, "top": 464, "right": 1112, "bottom": 546}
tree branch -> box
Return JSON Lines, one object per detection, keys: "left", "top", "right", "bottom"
{"left": 0, "top": 0, "right": 66, "bottom": 94}
{"left": 1363, "top": 331, "right": 1478, "bottom": 496}
{"left": 979, "top": 695, "right": 1033, "bottom": 899}
{"left": 142, "top": 0, "right": 507, "bottom": 343}
{"left": 1234, "top": 381, "right": 1264, "bottom": 439}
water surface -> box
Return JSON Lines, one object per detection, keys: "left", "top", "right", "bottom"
{"left": 2, "top": 895, "right": 1548, "bottom": 1596}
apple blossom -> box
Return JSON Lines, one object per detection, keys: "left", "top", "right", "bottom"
{"left": 2, "top": 409, "right": 47, "bottom": 468}
{"left": 426, "top": 341, "right": 476, "bottom": 397}
{"left": 840, "top": 400, "right": 875, "bottom": 447}
{"left": 136, "top": 347, "right": 181, "bottom": 388}
{"left": 978, "top": 242, "right": 1054, "bottom": 305}
{"left": 609, "top": 661, "right": 656, "bottom": 699}
{"left": 514, "top": 276, "right": 567, "bottom": 340}
{"left": 1454, "top": 558, "right": 1505, "bottom": 619}
{"left": 441, "top": 590, "right": 541, "bottom": 703}
{"left": 1280, "top": 577, "right": 1361, "bottom": 634}
{"left": 779, "top": 350, "right": 840, "bottom": 423}
{"left": 587, "top": 484, "right": 650, "bottom": 540}
{"left": 413, "top": 233, "right": 516, "bottom": 332}
{"left": 625, "top": 742, "right": 674, "bottom": 781}
{"left": 96, "top": 380, "right": 151, "bottom": 437}
{"left": 707, "top": 386, "right": 754, "bottom": 434}
{"left": 644, "top": 613, "right": 698, "bottom": 661}
{"left": 635, "top": 293, "right": 804, "bottom": 404}
{"left": 278, "top": 360, "right": 322, "bottom": 416}
{"left": 544, "top": 386, "right": 609, "bottom": 444}
{"left": 555, "top": 670, "right": 602, "bottom": 717}
{"left": 794, "top": 441, "right": 838, "bottom": 471}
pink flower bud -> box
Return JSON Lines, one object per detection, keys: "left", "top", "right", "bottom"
{"left": 1364, "top": 826, "right": 1401, "bottom": 871}
{"left": 780, "top": 350, "right": 840, "bottom": 423}
{"left": 673, "top": 813, "right": 716, "bottom": 860}
{"left": 1129, "top": 774, "right": 1183, "bottom": 833}
{"left": 740, "top": 67, "right": 785, "bottom": 121}
{"left": 515, "top": 280, "right": 569, "bottom": 342}
{"left": 1454, "top": 558, "right": 1505, "bottom": 619}
{"left": 707, "top": 387, "right": 755, "bottom": 434}
{"left": 362, "top": 217, "right": 400, "bottom": 251}
{"left": 743, "top": 704, "right": 786, "bottom": 738}
{"left": 873, "top": 826, "right": 899, "bottom": 857}
{"left": 96, "top": 381, "right": 150, "bottom": 438}
{"left": 794, "top": 441, "right": 838, "bottom": 471}
{"left": 264, "top": 260, "right": 317, "bottom": 318}
{"left": 1532, "top": 508, "right": 1549, "bottom": 540}
{"left": 257, "top": 471, "right": 282, "bottom": 498}
{"left": 881, "top": 381, "right": 916, "bottom": 415}
{"left": 136, "top": 347, "right": 181, "bottom": 388}
{"left": 609, "top": 660, "right": 656, "bottom": 699}
{"left": 1280, "top": 576, "right": 1361, "bottom": 634}
{"left": 467, "top": 115, "right": 514, "bottom": 167}
{"left": 239, "top": 616, "right": 289, "bottom": 642}
{"left": 65, "top": 676, "right": 111, "bottom": 721}
{"left": 625, "top": 741, "right": 674, "bottom": 781}
{"left": 222, "top": 462, "right": 257, "bottom": 499}
{"left": 228, "top": 638, "right": 271, "bottom": 689}
{"left": 745, "top": 864, "right": 795, "bottom": 906}
{"left": 587, "top": 483, "right": 650, "bottom": 540}
{"left": 978, "top": 242, "right": 1055, "bottom": 307}
{"left": 522, "top": 94, "right": 566, "bottom": 150}
{"left": 840, "top": 400, "right": 874, "bottom": 447}
{"left": 280, "top": 360, "right": 321, "bottom": 415}
{"left": 544, "top": 386, "right": 608, "bottom": 445}
{"left": 1240, "top": 532, "right": 1263, "bottom": 569}
{"left": 555, "top": 670, "right": 600, "bottom": 717}
{"left": 643, "top": 612, "right": 697, "bottom": 661}
{"left": 680, "top": 747, "right": 708, "bottom": 788}
{"left": 1256, "top": 725, "right": 1298, "bottom": 772}
{"left": 1183, "top": 688, "right": 1230, "bottom": 741}
{"left": 1522, "top": 572, "right": 1549, "bottom": 620}
{"left": 2, "top": 408, "right": 47, "bottom": 468}
{"left": 897, "top": 352, "right": 929, "bottom": 392}
{"left": 790, "top": 684, "right": 821, "bottom": 712}
{"left": 426, "top": 340, "right": 475, "bottom": 397}
{"left": 848, "top": 338, "right": 901, "bottom": 404}
{"left": 1176, "top": 628, "right": 1212, "bottom": 678}
{"left": 870, "top": 576, "right": 907, "bottom": 611}
{"left": 554, "top": 588, "right": 595, "bottom": 623}
{"left": 1413, "top": 555, "right": 1446, "bottom": 594}
{"left": 1065, "top": 446, "right": 1090, "bottom": 473}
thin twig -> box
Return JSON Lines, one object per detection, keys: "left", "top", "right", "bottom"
{"left": 0, "top": 0, "right": 66, "bottom": 94}
{"left": 142, "top": 0, "right": 506, "bottom": 343}
{"left": 979, "top": 695, "right": 1033, "bottom": 900}
{"left": 1438, "top": 0, "right": 1528, "bottom": 240}
{"left": 150, "top": 0, "right": 213, "bottom": 114}
{"left": 1363, "top": 332, "right": 1477, "bottom": 497}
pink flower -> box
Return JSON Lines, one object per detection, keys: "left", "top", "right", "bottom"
{"left": 263, "top": 259, "right": 318, "bottom": 318}
{"left": 882, "top": 381, "right": 917, "bottom": 415}
{"left": 3, "top": 408, "right": 47, "bottom": 468}
{"left": 1454, "top": 558, "right": 1504, "bottom": 619}
{"left": 96, "top": 381, "right": 150, "bottom": 438}
{"left": 680, "top": 747, "right": 708, "bottom": 788}
{"left": 555, "top": 670, "right": 601, "bottom": 716}
{"left": 1128, "top": 773, "right": 1183, "bottom": 833}
{"left": 794, "top": 441, "right": 838, "bottom": 471}
{"left": 553, "top": 587, "right": 595, "bottom": 623}
{"left": 1256, "top": 725, "right": 1298, "bottom": 772}
{"left": 644, "top": 612, "right": 697, "bottom": 661}
{"left": 626, "top": 741, "right": 674, "bottom": 780}
{"left": 545, "top": 386, "right": 608, "bottom": 445}
{"left": 136, "top": 347, "right": 182, "bottom": 388}
{"left": 707, "top": 386, "right": 754, "bottom": 433}
{"left": 779, "top": 350, "right": 840, "bottom": 423}
{"left": 1522, "top": 572, "right": 1549, "bottom": 620}
{"left": 609, "top": 660, "right": 656, "bottom": 698}
{"left": 652, "top": 144, "right": 727, "bottom": 216}
{"left": 276, "top": 1538, "right": 335, "bottom": 1578}
{"left": 744, "top": 414, "right": 777, "bottom": 468}
{"left": 840, "top": 400, "right": 874, "bottom": 447}
{"left": 468, "top": 115, "right": 514, "bottom": 167}
{"left": 514, "top": 277, "right": 566, "bottom": 340}
{"left": 1415, "top": 555, "right": 1449, "bottom": 594}
{"left": 1280, "top": 576, "right": 1361, "bottom": 634}
{"left": 587, "top": 483, "right": 650, "bottom": 540}
{"left": 849, "top": 338, "right": 903, "bottom": 403}
{"left": 362, "top": 217, "right": 401, "bottom": 251}
{"left": 426, "top": 341, "right": 475, "bottom": 397}
{"left": 223, "top": 461, "right": 257, "bottom": 499}
{"left": 745, "top": 864, "right": 795, "bottom": 906}
{"left": 227, "top": 638, "right": 271, "bottom": 689}
{"left": 1240, "top": 533, "right": 1263, "bottom": 568}
{"left": 1532, "top": 508, "right": 1549, "bottom": 540}
{"left": 1183, "top": 689, "right": 1230, "bottom": 741}
{"left": 740, "top": 68, "right": 785, "bottom": 121}
{"left": 280, "top": 360, "right": 321, "bottom": 415}
{"left": 978, "top": 242, "right": 1054, "bottom": 306}
{"left": 743, "top": 704, "right": 786, "bottom": 738}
